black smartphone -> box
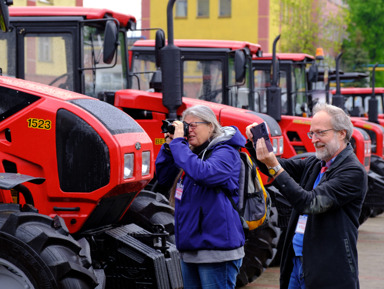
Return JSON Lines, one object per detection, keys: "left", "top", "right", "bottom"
{"left": 250, "top": 122, "right": 273, "bottom": 152}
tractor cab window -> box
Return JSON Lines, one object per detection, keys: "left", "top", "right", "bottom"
{"left": 345, "top": 96, "right": 365, "bottom": 116}
{"left": 254, "top": 69, "right": 269, "bottom": 113}
{"left": 253, "top": 68, "right": 287, "bottom": 114}
{"left": 345, "top": 94, "right": 384, "bottom": 116}
{"left": 364, "top": 95, "right": 384, "bottom": 114}
{"left": 130, "top": 53, "right": 157, "bottom": 91}
{"left": 83, "top": 24, "right": 127, "bottom": 98}
{"left": 183, "top": 59, "right": 223, "bottom": 103}
{"left": 292, "top": 64, "right": 307, "bottom": 116}
{"left": 22, "top": 33, "right": 74, "bottom": 91}
{"left": 0, "top": 29, "right": 16, "bottom": 77}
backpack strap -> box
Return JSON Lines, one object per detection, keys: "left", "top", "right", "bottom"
{"left": 204, "top": 146, "right": 244, "bottom": 219}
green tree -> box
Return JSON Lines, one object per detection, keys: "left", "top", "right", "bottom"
{"left": 276, "top": 0, "right": 346, "bottom": 58}
{"left": 344, "top": 0, "right": 384, "bottom": 86}
{"left": 341, "top": 29, "right": 369, "bottom": 87}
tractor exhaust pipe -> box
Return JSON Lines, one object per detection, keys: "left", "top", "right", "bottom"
{"left": 332, "top": 52, "right": 344, "bottom": 109}
{"left": 267, "top": 35, "right": 282, "bottom": 121}
{"left": 160, "top": 0, "right": 182, "bottom": 120}
{"left": 368, "top": 63, "right": 379, "bottom": 123}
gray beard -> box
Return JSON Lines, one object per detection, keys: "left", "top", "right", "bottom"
{"left": 315, "top": 139, "right": 340, "bottom": 161}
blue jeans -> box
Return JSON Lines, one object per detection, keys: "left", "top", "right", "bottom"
{"left": 288, "top": 256, "right": 306, "bottom": 289}
{"left": 181, "top": 258, "right": 242, "bottom": 289}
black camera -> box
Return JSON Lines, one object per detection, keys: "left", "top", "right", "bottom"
{"left": 161, "top": 119, "right": 189, "bottom": 137}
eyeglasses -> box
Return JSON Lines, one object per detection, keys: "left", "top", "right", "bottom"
{"left": 307, "top": 129, "right": 335, "bottom": 139}
{"left": 185, "top": 121, "right": 209, "bottom": 130}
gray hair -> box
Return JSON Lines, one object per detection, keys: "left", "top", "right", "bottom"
{"left": 181, "top": 105, "right": 222, "bottom": 139}
{"left": 313, "top": 103, "right": 353, "bottom": 142}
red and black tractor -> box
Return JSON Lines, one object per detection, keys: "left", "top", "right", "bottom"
{"left": 0, "top": 3, "right": 182, "bottom": 289}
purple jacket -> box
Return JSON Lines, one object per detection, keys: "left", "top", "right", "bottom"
{"left": 156, "top": 126, "right": 246, "bottom": 252}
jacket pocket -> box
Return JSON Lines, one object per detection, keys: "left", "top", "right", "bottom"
{"left": 344, "top": 238, "right": 355, "bottom": 273}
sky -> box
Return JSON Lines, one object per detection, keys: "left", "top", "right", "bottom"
{"left": 83, "top": 0, "right": 142, "bottom": 36}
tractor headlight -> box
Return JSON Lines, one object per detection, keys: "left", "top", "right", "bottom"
{"left": 124, "top": 153, "right": 134, "bottom": 179}
{"left": 142, "top": 151, "right": 150, "bottom": 176}
{"left": 272, "top": 138, "right": 278, "bottom": 154}
{"left": 279, "top": 136, "right": 284, "bottom": 154}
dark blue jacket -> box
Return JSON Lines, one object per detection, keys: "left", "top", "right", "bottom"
{"left": 156, "top": 126, "right": 246, "bottom": 252}
{"left": 250, "top": 143, "right": 367, "bottom": 289}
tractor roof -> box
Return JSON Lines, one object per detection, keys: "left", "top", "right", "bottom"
{"left": 331, "top": 87, "right": 384, "bottom": 95}
{"left": 254, "top": 53, "right": 314, "bottom": 62}
{"left": 133, "top": 39, "right": 261, "bottom": 54}
{"left": 9, "top": 6, "right": 136, "bottom": 28}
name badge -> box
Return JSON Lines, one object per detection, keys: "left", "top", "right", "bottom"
{"left": 295, "top": 215, "right": 308, "bottom": 234}
{"left": 175, "top": 182, "right": 183, "bottom": 200}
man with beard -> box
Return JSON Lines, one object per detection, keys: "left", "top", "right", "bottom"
{"left": 245, "top": 103, "right": 367, "bottom": 289}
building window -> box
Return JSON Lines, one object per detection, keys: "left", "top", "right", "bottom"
{"left": 219, "top": 0, "right": 231, "bottom": 17}
{"left": 175, "top": 0, "right": 187, "bottom": 17}
{"left": 38, "top": 37, "right": 52, "bottom": 62}
{"left": 197, "top": 0, "right": 209, "bottom": 17}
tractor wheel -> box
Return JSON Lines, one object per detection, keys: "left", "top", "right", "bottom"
{"left": 0, "top": 204, "right": 101, "bottom": 289}
{"left": 121, "top": 190, "right": 176, "bottom": 243}
{"left": 236, "top": 206, "right": 281, "bottom": 287}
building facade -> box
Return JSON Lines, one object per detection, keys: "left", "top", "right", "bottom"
{"left": 141, "top": 0, "right": 344, "bottom": 54}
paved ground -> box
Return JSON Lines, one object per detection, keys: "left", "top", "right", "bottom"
{"left": 241, "top": 213, "right": 384, "bottom": 288}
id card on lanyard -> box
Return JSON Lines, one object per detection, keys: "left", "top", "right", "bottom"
{"left": 175, "top": 181, "right": 184, "bottom": 200}
{"left": 295, "top": 215, "right": 308, "bottom": 234}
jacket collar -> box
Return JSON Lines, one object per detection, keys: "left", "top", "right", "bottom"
{"left": 326, "top": 142, "right": 354, "bottom": 172}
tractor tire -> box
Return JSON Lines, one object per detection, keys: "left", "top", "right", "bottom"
{"left": 0, "top": 204, "right": 101, "bottom": 289}
{"left": 364, "top": 155, "right": 384, "bottom": 219}
{"left": 236, "top": 206, "right": 281, "bottom": 287}
{"left": 121, "top": 190, "right": 176, "bottom": 243}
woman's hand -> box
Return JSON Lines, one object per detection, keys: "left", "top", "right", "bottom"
{"left": 172, "top": 120, "right": 185, "bottom": 139}
{"left": 164, "top": 132, "right": 173, "bottom": 144}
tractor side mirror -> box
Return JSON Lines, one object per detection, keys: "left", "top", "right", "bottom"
{"left": 308, "top": 64, "right": 319, "bottom": 83}
{"left": 103, "top": 20, "right": 118, "bottom": 64}
{"left": 0, "top": 0, "right": 10, "bottom": 32}
{"left": 235, "top": 50, "right": 246, "bottom": 84}
{"left": 155, "top": 29, "right": 165, "bottom": 68}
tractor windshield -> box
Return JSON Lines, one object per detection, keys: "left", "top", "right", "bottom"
{"left": 83, "top": 24, "right": 128, "bottom": 97}
{"left": 292, "top": 64, "right": 308, "bottom": 115}
{"left": 183, "top": 59, "right": 223, "bottom": 103}
{"left": 254, "top": 69, "right": 288, "bottom": 114}
{"left": 130, "top": 53, "right": 224, "bottom": 103}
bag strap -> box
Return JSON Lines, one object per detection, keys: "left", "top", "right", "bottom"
{"left": 220, "top": 187, "right": 241, "bottom": 215}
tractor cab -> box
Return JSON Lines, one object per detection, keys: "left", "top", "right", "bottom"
{"left": 131, "top": 38, "right": 262, "bottom": 110}
{"left": 2, "top": 6, "right": 135, "bottom": 98}
{"left": 252, "top": 52, "right": 314, "bottom": 117}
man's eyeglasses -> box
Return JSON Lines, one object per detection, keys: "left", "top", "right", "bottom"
{"left": 307, "top": 129, "right": 335, "bottom": 139}
{"left": 185, "top": 121, "right": 209, "bottom": 130}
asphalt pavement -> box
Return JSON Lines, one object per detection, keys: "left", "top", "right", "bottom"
{"left": 241, "top": 213, "right": 384, "bottom": 289}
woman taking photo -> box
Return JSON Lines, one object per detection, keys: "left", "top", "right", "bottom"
{"left": 155, "top": 105, "right": 246, "bottom": 289}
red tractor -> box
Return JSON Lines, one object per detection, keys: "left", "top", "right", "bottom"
{"left": 130, "top": 34, "right": 376, "bottom": 269}
{"left": 0, "top": 3, "right": 182, "bottom": 289}
{"left": 1, "top": 1, "right": 284, "bottom": 287}
{"left": 330, "top": 84, "right": 384, "bottom": 219}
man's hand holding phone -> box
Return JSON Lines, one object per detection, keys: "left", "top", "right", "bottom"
{"left": 246, "top": 122, "right": 281, "bottom": 172}
{"left": 250, "top": 122, "right": 273, "bottom": 152}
